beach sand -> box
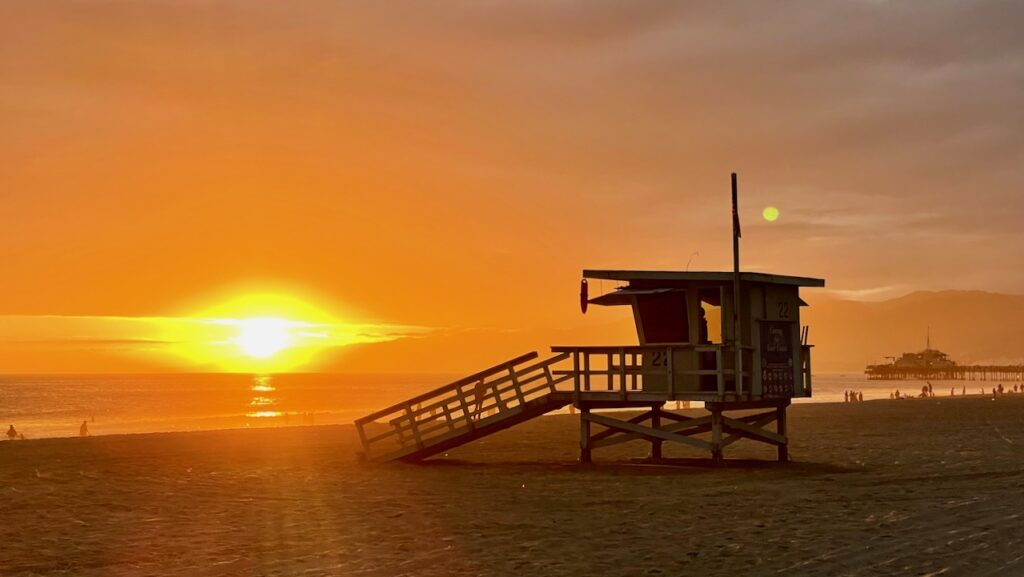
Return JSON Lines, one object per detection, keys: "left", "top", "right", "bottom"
{"left": 3, "top": 395, "right": 1024, "bottom": 576}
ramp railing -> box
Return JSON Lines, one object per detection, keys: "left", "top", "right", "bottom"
{"left": 354, "top": 351, "right": 573, "bottom": 461}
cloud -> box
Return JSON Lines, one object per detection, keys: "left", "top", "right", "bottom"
{"left": 826, "top": 285, "right": 915, "bottom": 302}
{"left": 0, "top": 315, "right": 431, "bottom": 351}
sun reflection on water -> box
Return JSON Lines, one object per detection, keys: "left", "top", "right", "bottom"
{"left": 246, "top": 375, "right": 282, "bottom": 418}
{"left": 246, "top": 411, "right": 282, "bottom": 418}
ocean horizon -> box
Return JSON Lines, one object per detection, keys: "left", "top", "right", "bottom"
{"left": 1, "top": 372, "right": 1003, "bottom": 440}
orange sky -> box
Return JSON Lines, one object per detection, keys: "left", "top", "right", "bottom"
{"left": 1, "top": 2, "right": 1022, "bottom": 373}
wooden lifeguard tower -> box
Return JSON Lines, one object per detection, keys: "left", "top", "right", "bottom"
{"left": 355, "top": 175, "right": 824, "bottom": 464}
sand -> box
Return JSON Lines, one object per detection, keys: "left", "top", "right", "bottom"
{"left": 3, "top": 395, "right": 1024, "bottom": 576}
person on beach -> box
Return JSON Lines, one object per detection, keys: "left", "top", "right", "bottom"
{"left": 697, "top": 308, "right": 709, "bottom": 345}
{"left": 962, "top": 386, "right": 966, "bottom": 395}
{"left": 858, "top": 391, "right": 863, "bottom": 402}
{"left": 927, "top": 382, "right": 933, "bottom": 397}
{"left": 895, "top": 388, "right": 901, "bottom": 399}
{"left": 6, "top": 425, "right": 17, "bottom": 441}
{"left": 951, "top": 387, "right": 955, "bottom": 396}
{"left": 79, "top": 420, "right": 89, "bottom": 437}
{"left": 844, "top": 391, "right": 849, "bottom": 403}
{"left": 998, "top": 383, "right": 1004, "bottom": 394}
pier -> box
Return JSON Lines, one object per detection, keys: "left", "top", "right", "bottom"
{"left": 865, "top": 365, "right": 1024, "bottom": 381}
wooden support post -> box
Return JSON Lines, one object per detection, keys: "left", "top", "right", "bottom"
{"left": 711, "top": 408, "right": 723, "bottom": 463}
{"left": 619, "top": 349, "right": 627, "bottom": 398}
{"left": 510, "top": 367, "right": 525, "bottom": 406}
{"left": 580, "top": 407, "right": 592, "bottom": 464}
{"left": 607, "top": 352, "right": 613, "bottom": 391}
{"left": 583, "top": 353, "right": 591, "bottom": 391}
{"left": 572, "top": 352, "right": 581, "bottom": 405}
{"left": 355, "top": 422, "right": 369, "bottom": 460}
{"left": 716, "top": 348, "right": 724, "bottom": 395}
{"left": 405, "top": 404, "right": 423, "bottom": 449}
{"left": 777, "top": 403, "right": 789, "bottom": 462}
{"left": 650, "top": 404, "right": 663, "bottom": 461}
{"left": 456, "top": 387, "right": 475, "bottom": 430}
{"left": 667, "top": 346, "right": 674, "bottom": 398}
{"left": 626, "top": 352, "right": 634, "bottom": 393}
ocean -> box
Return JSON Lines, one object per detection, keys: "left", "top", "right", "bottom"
{"left": 0, "top": 373, "right": 1012, "bottom": 439}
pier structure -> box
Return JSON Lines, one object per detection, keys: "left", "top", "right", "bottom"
{"left": 865, "top": 365, "right": 1024, "bottom": 381}
{"left": 354, "top": 270, "right": 824, "bottom": 464}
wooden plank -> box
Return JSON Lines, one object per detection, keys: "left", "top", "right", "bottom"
{"left": 589, "top": 410, "right": 654, "bottom": 443}
{"left": 355, "top": 421, "right": 369, "bottom": 453}
{"left": 721, "top": 415, "right": 786, "bottom": 445}
{"left": 580, "top": 270, "right": 824, "bottom": 287}
{"left": 405, "top": 404, "right": 423, "bottom": 449}
{"left": 572, "top": 351, "right": 580, "bottom": 405}
{"left": 716, "top": 348, "right": 724, "bottom": 395}
{"left": 711, "top": 410, "right": 723, "bottom": 461}
{"left": 659, "top": 413, "right": 713, "bottom": 427}
{"left": 584, "top": 412, "right": 712, "bottom": 451}
{"left": 720, "top": 412, "right": 777, "bottom": 449}
{"left": 777, "top": 404, "right": 789, "bottom": 462}
{"left": 591, "top": 417, "right": 715, "bottom": 449}
{"left": 583, "top": 353, "right": 591, "bottom": 392}
{"left": 667, "top": 345, "right": 674, "bottom": 398}
{"left": 706, "top": 399, "right": 790, "bottom": 411}
{"left": 580, "top": 407, "right": 592, "bottom": 463}
{"left": 650, "top": 406, "right": 663, "bottom": 460}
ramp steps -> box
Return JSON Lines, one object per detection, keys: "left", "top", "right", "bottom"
{"left": 354, "top": 351, "right": 573, "bottom": 462}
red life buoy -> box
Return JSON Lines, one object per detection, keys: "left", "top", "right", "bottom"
{"left": 580, "top": 278, "right": 588, "bottom": 314}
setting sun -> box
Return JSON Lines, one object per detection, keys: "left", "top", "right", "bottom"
{"left": 234, "top": 318, "right": 293, "bottom": 359}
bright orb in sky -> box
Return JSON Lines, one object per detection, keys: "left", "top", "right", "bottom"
{"left": 762, "top": 206, "right": 780, "bottom": 222}
{"left": 234, "top": 317, "right": 292, "bottom": 359}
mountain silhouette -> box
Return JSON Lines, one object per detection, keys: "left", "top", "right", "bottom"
{"left": 803, "top": 290, "right": 1024, "bottom": 372}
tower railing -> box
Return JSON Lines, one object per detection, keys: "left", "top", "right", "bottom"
{"left": 550, "top": 344, "right": 754, "bottom": 399}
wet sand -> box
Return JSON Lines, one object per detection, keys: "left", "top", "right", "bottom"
{"left": 2, "top": 395, "right": 1024, "bottom": 576}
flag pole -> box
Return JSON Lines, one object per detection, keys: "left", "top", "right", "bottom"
{"left": 731, "top": 172, "right": 743, "bottom": 396}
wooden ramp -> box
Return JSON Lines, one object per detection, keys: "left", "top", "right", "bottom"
{"left": 354, "top": 352, "right": 574, "bottom": 462}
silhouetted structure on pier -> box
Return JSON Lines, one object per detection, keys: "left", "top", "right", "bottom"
{"left": 865, "top": 335, "right": 1023, "bottom": 381}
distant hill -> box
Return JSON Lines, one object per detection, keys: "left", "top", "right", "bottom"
{"left": 326, "top": 290, "right": 1024, "bottom": 376}
{"left": 803, "top": 290, "right": 1024, "bottom": 372}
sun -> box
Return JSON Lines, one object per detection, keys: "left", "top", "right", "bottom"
{"left": 234, "top": 317, "right": 292, "bottom": 359}
{"left": 763, "top": 206, "right": 780, "bottom": 222}
{"left": 162, "top": 290, "right": 423, "bottom": 372}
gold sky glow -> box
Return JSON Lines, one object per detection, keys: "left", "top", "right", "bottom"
{"left": 0, "top": 293, "right": 431, "bottom": 373}
{"left": 2, "top": 2, "right": 1023, "bottom": 373}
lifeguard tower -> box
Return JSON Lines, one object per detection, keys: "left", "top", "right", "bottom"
{"left": 355, "top": 175, "right": 824, "bottom": 464}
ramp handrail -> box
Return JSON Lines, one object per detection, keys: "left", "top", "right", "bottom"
{"left": 354, "top": 351, "right": 573, "bottom": 460}
{"left": 354, "top": 351, "right": 539, "bottom": 426}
